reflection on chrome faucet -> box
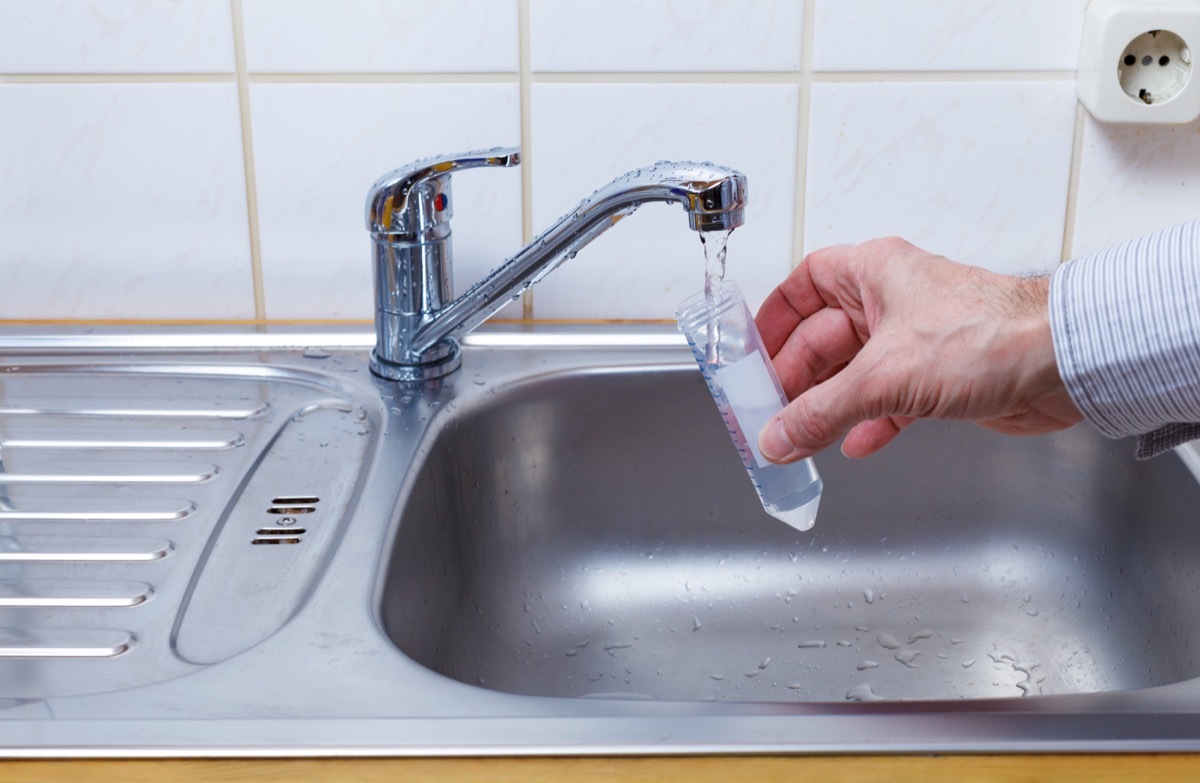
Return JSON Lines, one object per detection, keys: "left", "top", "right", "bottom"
{"left": 365, "top": 147, "right": 748, "bottom": 381}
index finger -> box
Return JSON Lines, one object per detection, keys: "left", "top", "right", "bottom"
{"left": 755, "top": 244, "right": 857, "bottom": 356}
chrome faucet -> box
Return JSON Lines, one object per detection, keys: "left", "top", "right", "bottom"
{"left": 365, "top": 147, "right": 748, "bottom": 381}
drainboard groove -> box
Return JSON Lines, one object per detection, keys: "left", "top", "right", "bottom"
{"left": 0, "top": 463, "right": 218, "bottom": 484}
{"left": 0, "top": 403, "right": 268, "bottom": 419}
{"left": 0, "top": 580, "right": 153, "bottom": 608}
{"left": 0, "top": 536, "right": 173, "bottom": 562}
{"left": 0, "top": 435, "right": 246, "bottom": 450}
{"left": 0, "top": 500, "right": 196, "bottom": 522}
{"left": 0, "top": 629, "right": 134, "bottom": 658}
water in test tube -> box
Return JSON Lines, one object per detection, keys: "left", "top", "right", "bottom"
{"left": 676, "top": 281, "right": 822, "bottom": 531}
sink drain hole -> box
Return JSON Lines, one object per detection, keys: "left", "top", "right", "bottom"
{"left": 255, "top": 496, "right": 318, "bottom": 544}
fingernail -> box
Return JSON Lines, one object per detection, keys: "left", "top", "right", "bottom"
{"left": 759, "top": 418, "right": 798, "bottom": 463}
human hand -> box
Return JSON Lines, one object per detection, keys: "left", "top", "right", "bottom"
{"left": 755, "top": 238, "right": 1084, "bottom": 462}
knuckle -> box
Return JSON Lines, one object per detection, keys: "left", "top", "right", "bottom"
{"left": 879, "top": 235, "right": 913, "bottom": 252}
{"left": 865, "top": 235, "right": 914, "bottom": 259}
{"left": 788, "top": 396, "right": 838, "bottom": 448}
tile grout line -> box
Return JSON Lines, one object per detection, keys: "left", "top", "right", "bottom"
{"left": 248, "top": 72, "right": 518, "bottom": 84}
{"left": 0, "top": 72, "right": 236, "bottom": 83}
{"left": 518, "top": 0, "right": 535, "bottom": 319}
{"left": 0, "top": 70, "right": 1080, "bottom": 86}
{"left": 230, "top": 0, "right": 267, "bottom": 321}
{"left": 532, "top": 71, "right": 803, "bottom": 83}
{"left": 1059, "top": 103, "right": 1088, "bottom": 263}
{"left": 811, "top": 70, "right": 1079, "bottom": 83}
{"left": 789, "top": 0, "right": 818, "bottom": 270}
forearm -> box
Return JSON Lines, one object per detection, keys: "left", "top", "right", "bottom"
{"left": 1049, "top": 220, "right": 1200, "bottom": 457}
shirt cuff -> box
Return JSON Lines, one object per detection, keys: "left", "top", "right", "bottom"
{"left": 1049, "top": 220, "right": 1200, "bottom": 453}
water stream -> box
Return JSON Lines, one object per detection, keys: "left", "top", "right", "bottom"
{"left": 700, "top": 229, "right": 732, "bottom": 367}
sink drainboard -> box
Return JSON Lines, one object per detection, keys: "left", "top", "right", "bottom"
{"left": 0, "top": 364, "right": 374, "bottom": 697}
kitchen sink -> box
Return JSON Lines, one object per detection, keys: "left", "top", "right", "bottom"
{"left": 4, "top": 325, "right": 1200, "bottom": 756}
{"left": 383, "top": 364, "right": 1200, "bottom": 703}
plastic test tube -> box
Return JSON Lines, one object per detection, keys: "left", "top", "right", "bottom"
{"left": 676, "top": 281, "right": 822, "bottom": 531}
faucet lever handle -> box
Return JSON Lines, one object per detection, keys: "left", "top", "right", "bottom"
{"left": 366, "top": 147, "right": 521, "bottom": 239}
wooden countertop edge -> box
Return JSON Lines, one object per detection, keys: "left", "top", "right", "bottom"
{"left": 4, "top": 754, "right": 1200, "bottom": 782}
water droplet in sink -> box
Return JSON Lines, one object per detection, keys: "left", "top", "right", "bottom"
{"left": 797, "top": 640, "right": 826, "bottom": 649}
{"left": 863, "top": 588, "right": 875, "bottom": 604}
{"left": 907, "top": 629, "right": 933, "bottom": 643}
{"left": 303, "top": 347, "right": 332, "bottom": 359}
{"left": 895, "top": 649, "right": 921, "bottom": 668}
{"left": 846, "top": 683, "right": 886, "bottom": 702}
{"left": 876, "top": 633, "right": 901, "bottom": 650}
{"left": 856, "top": 660, "right": 879, "bottom": 671}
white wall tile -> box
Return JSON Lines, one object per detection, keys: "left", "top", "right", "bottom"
{"left": 529, "top": 83, "right": 799, "bottom": 319}
{"left": 1071, "top": 116, "right": 1200, "bottom": 259}
{"left": 241, "top": 0, "right": 518, "bottom": 73}
{"left": 0, "top": 0, "right": 234, "bottom": 73}
{"left": 804, "top": 81, "right": 1077, "bottom": 275}
{"left": 0, "top": 83, "right": 254, "bottom": 319}
{"left": 529, "top": 0, "right": 803, "bottom": 72}
{"left": 250, "top": 83, "right": 522, "bottom": 320}
{"left": 813, "top": 0, "right": 1089, "bottom": 72}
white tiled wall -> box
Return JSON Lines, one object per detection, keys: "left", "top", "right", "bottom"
{"left": 1, "top": 0, "right": 1197, "bottom": 322}
{"left": 804, "top": 80, "right": 1078, "bottom": 276}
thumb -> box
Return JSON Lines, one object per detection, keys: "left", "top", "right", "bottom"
{"left": 759, "top": 360, "right": 878, "bottom": 462}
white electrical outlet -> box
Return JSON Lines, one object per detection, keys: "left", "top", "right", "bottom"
{"left": 1077, "top": 0, "right": 1200, "bottom": 124}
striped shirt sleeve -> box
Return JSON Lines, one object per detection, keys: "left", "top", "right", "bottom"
{"left": 1049, "top": 219, "right": 1200, "bottom": 459}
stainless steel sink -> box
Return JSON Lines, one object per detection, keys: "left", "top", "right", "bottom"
{"left": 382, "top": 365, "right": 1200, "bottom": 703}
{"left": 4, "top": 325, "right": 1200, "bottom": 756}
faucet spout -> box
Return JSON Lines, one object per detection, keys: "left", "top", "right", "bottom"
{"left": 367, "top": 155, "right": 747, "bottom": 381}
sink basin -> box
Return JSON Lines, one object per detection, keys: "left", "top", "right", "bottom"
{"left": 6, "top": 325, "right": 1200, "bottom": 756}
{"left": 384, "top": 364, "right": 1200, "bottom": 703}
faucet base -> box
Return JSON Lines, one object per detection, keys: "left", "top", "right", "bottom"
{"left": 369, "top": 346, "right": 462, "bottom": 382}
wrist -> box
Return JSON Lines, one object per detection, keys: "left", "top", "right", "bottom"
{"left": 1011, "top": 274, "right": 1082, "bottom": 422}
